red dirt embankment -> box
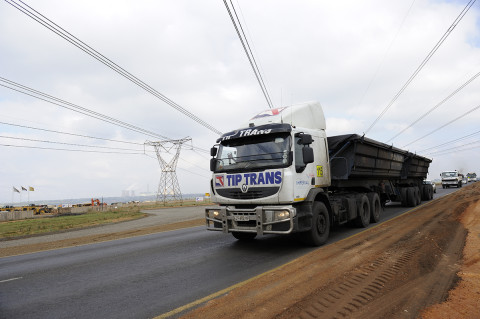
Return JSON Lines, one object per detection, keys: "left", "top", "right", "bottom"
{"left": 181, "top": 183, "right": 480, "bottom": 319}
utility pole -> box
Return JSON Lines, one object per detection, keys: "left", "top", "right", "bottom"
{"left": 145, "top": 138, "right": 191, "bottom": 205}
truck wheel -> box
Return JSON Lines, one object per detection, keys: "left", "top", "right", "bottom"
{"left": 422, "top": 185, "right": 432, "bottom": 200}
{"left": 414, "top": 187, "right": 421, "bottom": 205}
{"left": 232, "top": 232, "right": 256, "bottom": 241}
{"left": 302, "top": 201, "right": 330, "bottom": 246}
{"left": 400, "top": 187, "right": 408, "bottom": 207}
{"left": 367, "top": 192, "right": 381, "bottom": 223}
{"left": 406, "top": 187, "right": 417, "bottom": 207}
{"left": 355, "top": 194, "right": 371, "bottom": 228}
{"left": 421, "top": 186, "right": 428, "bottom": 201}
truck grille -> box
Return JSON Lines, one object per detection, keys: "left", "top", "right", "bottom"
{"left": 217, "top": 187, "right": 279, "bottom": 200}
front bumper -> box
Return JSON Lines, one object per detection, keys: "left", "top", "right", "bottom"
{"left": 205, "top": 206, "right": 296, "bottom": 235}
{"left": 442, "top": 180, "right": 459, "bottom": 186}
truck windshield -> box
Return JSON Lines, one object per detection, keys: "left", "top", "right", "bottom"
{"left": 214, "top": 133, "right": 291, "bottom": 173}
{"left": 441, "top": 172, "right": 458, "bottom": 178}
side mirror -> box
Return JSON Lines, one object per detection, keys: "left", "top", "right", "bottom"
{"left": 210, "top": 158, "right": 217, "bottom": 172}
{"left": 210, "top": 147, "right": 217, "bottom": 157}
{"left": 303, "top": 146, "right": 314, "bottom": 164}
{"left": 300, "top": 134, "right": 313, "bottom": 145}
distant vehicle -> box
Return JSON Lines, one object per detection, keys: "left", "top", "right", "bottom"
{"left": 466, "top": 172, "right": 477, "bottom": 182}
{"left": 463, "top": 178, "right": 468, "bottom": 184}
{"left": 440, "top": 170, "right": 463, "bottom": 188}
{"left": 423, "top": 180, "right": 436, "bottom": 193}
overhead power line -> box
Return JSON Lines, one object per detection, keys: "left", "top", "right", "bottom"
{"left": 418, "top": 129, "right": 480, "bottom": 153}
{"left": 0, "top": 121, "right": 210, "bottom": 171}
{"left": 5, "top": 0, "right": 222, "bottom": 136}
{"left": 386, "top": 69, "right": 480, "bottom": 143}
{"left": 223, "top": 0, "right": 274, "bottom": 109}
{"left": 425, "top": 139, "right": 480, "bottom": 156}
{"left": 357, "top": 0, "right": 416, "bottom": 107}
{"left": 0, "top": 134, "right": 150, "bottom": 152}
{"left": 0, "top": 120, "right": 144, "bottom": 145}
{"left": 0, "top": 143, "right": 145, "bottom": 155}
{"left": 364, "top": 0, "right": 477, "bottom": 135}
{"left": 0, "top": 77, "right": 169, "bottom": 140}
{"left": 0, "top": 77, "right": 209, "bottom": 154}
{"left": 403, "top": 103, "right": 480, "bottom": 148}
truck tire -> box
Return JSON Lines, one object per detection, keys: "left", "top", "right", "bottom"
{"left": 406, "top": 187, "right": 417, "bottom": 207}
{"left": 400, "top": 187, "right": 408, "bottom": 207}
{"left": 232, "top": 232, "right": 256, "bottom": 241}
{"left": 422, "top": 185, "right": 430, "bottom": 200}
{"left": 414, "top": 186, "right": 421, "bottom": 205}
{"left": 355, "top": 194, "right": 371, "bottom": 228}
{"left": 302, "top": 201, "right": 330, "bottom": 246}
{"left": 422, "top": 185, "right": 433, "bottom": 201}
{"left": 422, "top": 185, "right": 431, "bottom": 201}
{"left": 367, "top": 192, "right": 381, "bottom": 223}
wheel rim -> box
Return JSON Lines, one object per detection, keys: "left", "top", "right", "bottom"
{"left": 317, "top": 214, "right": 327, "bottom": 234}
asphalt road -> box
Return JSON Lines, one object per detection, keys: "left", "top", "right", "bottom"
{"left": 0, "top": 187, "right": 459, "bottom": 319}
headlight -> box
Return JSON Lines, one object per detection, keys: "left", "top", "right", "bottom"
{"left": 208, "top": 210, "right": 221, "bottom": 219}
{"left": 274, "top": 210, "right": 290, "bottom": 220}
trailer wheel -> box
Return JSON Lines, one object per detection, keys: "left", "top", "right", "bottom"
{"left": 414, "top": 186, "right": 421, "bottom": 205}
{"left": 232, "top": 232, "right": 256, "bottom": 241}
{"left": 422, "top": 185, "right": 430, "bottom": 201}
{"left": 400, "top": 187, "right": 408, "bottom": 207}
{"left": 367, "top": 192, "right": 381, "bottom": 223}
{"left": 302, "top": 201, "right": 330, "bottom": 246}
{"left": 355, "top": 194, "right": 371, "bottom": 228}
{"left": 422, "top": 185, "right": 433, "bottom": 201}
{"left": 406, "top": 187, "right": 417, "bottom": 207}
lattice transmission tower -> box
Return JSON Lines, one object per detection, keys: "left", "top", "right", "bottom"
{"left": 145, "top": 137, "right": 191, "bottom": 205}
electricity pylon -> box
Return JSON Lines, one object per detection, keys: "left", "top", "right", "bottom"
{"left": 145, "top": 137, "right": 191, "bottom": 205}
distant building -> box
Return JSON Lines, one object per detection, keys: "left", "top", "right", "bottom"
{"left": 121, "top": 190, "right": 136, "bottom": 197}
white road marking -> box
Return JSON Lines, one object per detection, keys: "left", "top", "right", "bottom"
{"left": 0, "top": 277, "right": 23, "bottom": 283}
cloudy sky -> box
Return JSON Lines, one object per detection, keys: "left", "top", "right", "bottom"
{"left": 1, "top": 0, "right": 479, "bottom": 204}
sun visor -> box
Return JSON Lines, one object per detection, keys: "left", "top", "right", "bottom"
{"left": 216, "top": 123, "right": 292, "bottom": 143}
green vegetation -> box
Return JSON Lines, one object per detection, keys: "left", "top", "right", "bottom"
{"left": 0, "top": 207, "right": 147, "bottom": 239}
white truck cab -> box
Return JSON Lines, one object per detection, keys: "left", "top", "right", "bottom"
{"left": 207, "top": 102, "right": 330, "bottom": 241}
{"left": 440, "top": 170, "right": 462, "bottom": 188}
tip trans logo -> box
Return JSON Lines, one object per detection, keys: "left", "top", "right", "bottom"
{"left": 214, "top": 171, "right": 282, "bottom": 188}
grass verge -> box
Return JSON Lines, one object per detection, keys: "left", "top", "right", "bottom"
{"left": 0, "top": 207, "right": 147, "bottom": 239}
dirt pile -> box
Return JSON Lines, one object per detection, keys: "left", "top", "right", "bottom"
{"left": 420, "top": 186, "right": 480, "bottom": 318}
{"left": 181, "top": 183, "right": 480, "bottom": 319}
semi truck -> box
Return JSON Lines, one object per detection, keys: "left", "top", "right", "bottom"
{"left": 205, "top": 102, "right": 433, "bottom": 246}
{"left": 440, "top": 170, "right": 463, "bottom": 188}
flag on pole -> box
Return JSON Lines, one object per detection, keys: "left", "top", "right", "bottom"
{"left": 29, "top": 186, "right": 35, "bottom": 191}
{"left": 13, "top": 187, "right": 20, "bottom": 193}
{"left": 22, "top": 186, "right": 27, "bottom": 191}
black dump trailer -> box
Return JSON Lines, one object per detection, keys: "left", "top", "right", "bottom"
{"left": 324, "top": 134, "right": 433, "bottom": 227}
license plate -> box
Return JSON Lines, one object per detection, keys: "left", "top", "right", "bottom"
{"left": 234, "top": 215, "right": 251, "bottom": 221}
